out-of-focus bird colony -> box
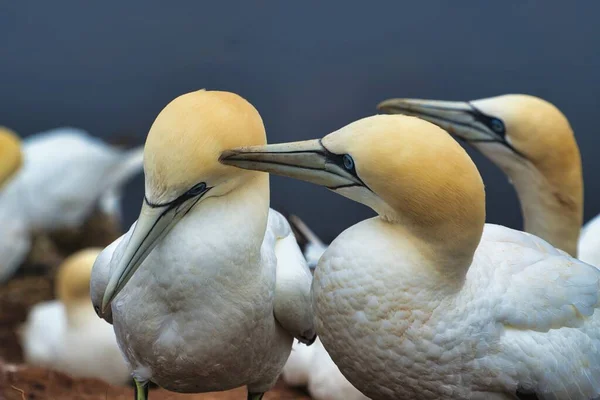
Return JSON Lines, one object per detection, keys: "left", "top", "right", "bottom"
{"left": 3, "top": 87, "right": 600, "bottom": 400}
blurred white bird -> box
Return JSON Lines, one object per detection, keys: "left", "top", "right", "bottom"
{"left": 288, "top": 215, "right": 328, "bottom": 270}
{"left": 284, "top": 337, "right": 369, "bottom": 400}
{"left": 222, "top": 114, "right": 600, "bottom": 399}
{"left": 90, "top": 90, "right": 315, "bottom": 400}
{"left": 0, "top": 127, "right": 143, "bottom": 282}
{"left": 283, "top": 215, "right": 368, "bottom": 400}
{"left": 21, "top": 247, "right": 131, "bottom": 385}
{"left": 377, "top": 94, "right": 600, "bottom": 266}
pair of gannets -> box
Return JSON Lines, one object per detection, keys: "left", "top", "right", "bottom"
{"left": 221, "top": 111, "right": 600, "bottom": 398}
{"left": 91, "top": 90, "right": 315, "bottom": 400}
{"left": 0, "top": 127, "right": 143, "bottom": 282}
{"left": 21, "top": 248, "right": 130, "bottom": 385}
{"left": 378, "top": 94, "right": 600, "bottom": 266}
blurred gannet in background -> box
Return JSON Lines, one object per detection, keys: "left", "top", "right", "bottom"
{"left": 377, "top": 94, "right": 600, "bottom": 265}
{"left": 21, "top": 248, "right": 130, "bottom": 385}
{"left": 90, "top": 90, "right": 315, "bottom": 400}
{"left": 0, "top": 127, "right": 23, "bottom": 188}
{"left": 283, "top": 215, "right": 368, "bottom": 400}
{"left": 221, "top": 114, "right": 600, "bottom": 399}
{"left": 288, "top": 215, "right": 328, "bottom": 270}
{"left": 0, "top": 127, "right": 144, "bottom": 282}
{"left": 284, "top": 337, "right": 369, "bottom": 400}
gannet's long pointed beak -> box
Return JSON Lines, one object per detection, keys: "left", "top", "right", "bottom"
{"left": 101, "top": 201, "right": 184, "bottom": 312}
{"left": 377, "top": 98, "right": 474, "bottom": 136}
{"left": 219, "top": 139, "right": 363, "bottom": 190}
{"left": 377, "top": 98, "right": 522, "bottom": 157}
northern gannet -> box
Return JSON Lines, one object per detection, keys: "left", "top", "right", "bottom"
{"left": 221, "top": 114, "right": 600, "bottom": 399}
{"left": 20, "top": 248, "right": 131, "bottom": 385}
{"left": 90, "top": 90, "right": 315, "bottom": 400}
{"left": 376, "top": 95, "right": 596, "bottom": 263}
{"left": 0, "top": 127, "right": 22, "bottom": 188}
{"left": 0, "top": 127, "right": 143, "bottom": 282}
{"left": 283, "top": 216, "right": 368, "bottom": 400}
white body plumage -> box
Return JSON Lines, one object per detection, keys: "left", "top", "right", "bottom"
{"left": 95, "top": 207, "right": 313, "bottom": 393}
{"left": 221, "top": 114, "right": 600, "bottom": 399}
{"left": 314, "top": 219, "right": 600, "bottom": 399}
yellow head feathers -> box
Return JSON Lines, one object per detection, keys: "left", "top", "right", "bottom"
{"left": 56, "top": 248, "right": 102, "bottom": 305}
{"left": 471, "top": 94, "right": 581, "bottom": 194}
{"left": 324, "top": 115, "right": 486, "bottom": 252}
{"left": 144, "top": 90, "right": 267, "bottom": 203}
{"left": 377, "top": 94, "right": 583, "bottom": 256}
{"left": 0, "top": 127, "right": 23, "bottom": 188}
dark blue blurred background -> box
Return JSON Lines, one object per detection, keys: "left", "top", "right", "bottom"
{"left": 2, "top": 2, "right": 599, "bottom": 242}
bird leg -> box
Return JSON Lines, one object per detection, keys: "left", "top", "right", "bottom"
{"left": 247, "top": 391, "right": 265, "bottom": 400}
{"left": 134, "top": 378, "right": 149, "bottom": 400}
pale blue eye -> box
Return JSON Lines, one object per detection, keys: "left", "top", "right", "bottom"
{"left": 343, "top": 154, "right": 354, "bottom": 170}
{"left": 490, "top": 118, "right": 505, "bottom": 133}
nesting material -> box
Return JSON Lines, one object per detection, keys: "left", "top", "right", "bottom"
{"left": 47, "top": 207, "right": 123, "bottom": 256}
{"left": 0, "top": 361, "right": 309, "bottom": 400}
{"left": 0, "top": 276, "right": 53, "bottom": 363}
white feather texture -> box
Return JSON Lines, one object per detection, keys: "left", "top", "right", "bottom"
{"left": 314, "top": 221, "right": 600, "bottom": 400}
{"left": 92, "top": 208, "right": 315, "bottom": 393}
{"left": 0, "top": 127, "right": 143, "bottom": 282}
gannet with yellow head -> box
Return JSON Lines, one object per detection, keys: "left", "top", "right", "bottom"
{"left": 221, "top": 114, "right": 600, "bottom": 399}
{"left": 0, "top": 126, "right": 22, "bottom": 188}
{"left": 21, "top": 248, "right": 131, "bottom": 385}
{"left": 90, "top": 90, "right": 315, "bottom": 400}
{"left": 0, "top": 127, "right": 144, "bottom": 282}
{"left": 376, "top": 94, "right": 598, "bottom": 264}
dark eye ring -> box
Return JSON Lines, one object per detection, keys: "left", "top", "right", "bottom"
{"left": 490, "top": 118, "right": 505, "bottom": 133}
{"left": 187, "top": 182, "right": 207, "bottom": 196}
{"left": 342, "top": 154, "right": 354, "bottom": 170}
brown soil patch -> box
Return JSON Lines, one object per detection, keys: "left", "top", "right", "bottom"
{"left": 0, "top": 361, "right": 309, "bottom": 400}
